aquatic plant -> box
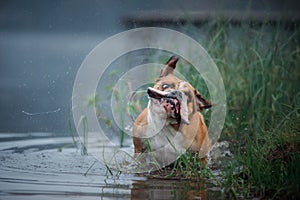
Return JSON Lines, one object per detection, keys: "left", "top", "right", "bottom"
{"left": 199, "top": 20, "right": 300, "bottom": 199}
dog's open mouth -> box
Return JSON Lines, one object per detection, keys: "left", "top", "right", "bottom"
{"left": 147, "top": 87, "right": 182, "bottom": 121}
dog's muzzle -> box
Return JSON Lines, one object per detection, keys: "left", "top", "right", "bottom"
{"left": 147, "top": 87, "right": 186, "bottom": 124}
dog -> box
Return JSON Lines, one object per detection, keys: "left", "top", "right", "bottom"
{"left": 133, "top": 56, "right": 212, "bottom": 167}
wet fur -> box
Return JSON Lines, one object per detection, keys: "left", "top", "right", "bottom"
{"left": 133, "top": 56, "right": 212, "bottom": 165}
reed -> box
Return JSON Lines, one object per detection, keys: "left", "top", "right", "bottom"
{"left": 198, "top": 20, "right": 300, "bottom": 198}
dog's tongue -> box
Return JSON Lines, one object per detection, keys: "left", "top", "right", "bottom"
{"left": 174, "top": 99, "right": 179, "bottom": 113}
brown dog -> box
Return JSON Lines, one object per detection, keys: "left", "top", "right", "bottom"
{"left": 133, "top": 56, "right": 212, "bottom": 167}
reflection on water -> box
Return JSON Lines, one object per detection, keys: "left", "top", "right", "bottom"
{"left": 131, "top": 178, "right": 217, "bottom": 200}
{"left": 0, "top": 133, "right": 220, "bottom": 199}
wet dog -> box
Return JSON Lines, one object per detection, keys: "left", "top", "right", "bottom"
{"left": 133, "top": 56, "right": 212, "bottom": 167}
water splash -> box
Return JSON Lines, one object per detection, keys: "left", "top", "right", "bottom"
{"left": 22, "top": 108, "right": 61, "bottom": 116}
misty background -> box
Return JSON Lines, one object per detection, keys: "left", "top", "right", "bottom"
{"left": 0, "top": 0, "right": 299, "bottom": 134}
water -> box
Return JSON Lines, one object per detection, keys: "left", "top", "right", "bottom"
{"left": 0, "top": 27, "right": 226, "bottom": 200}
{"left": 0, "top": 133, "right": 221, "bottom": 199}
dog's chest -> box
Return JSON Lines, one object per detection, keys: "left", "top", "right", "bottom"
{"left": 146, "top": 124, "right": 184, "bottom": 152}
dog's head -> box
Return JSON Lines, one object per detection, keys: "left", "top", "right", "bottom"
{"left": 147, "top": 56, "right": 212, "bottom": 125}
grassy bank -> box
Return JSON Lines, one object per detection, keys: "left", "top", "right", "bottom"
{"left": 201, "top": 21, "right": 300, "bottom": 199}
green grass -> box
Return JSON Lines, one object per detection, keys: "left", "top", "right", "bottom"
{"left": 144, "top": 138, "right": 213, "bottom": 179}
{"left": 142, "top": 150, "right": 213, "bottom": 181}
{"left": 197, "top": 20, "right": 300, "bottom": 199}
{"left": 168, "top": 151, "right": 213, "bottom": 179}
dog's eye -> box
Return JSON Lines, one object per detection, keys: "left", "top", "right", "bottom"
{"left": 162, "top": 84, "right": 169, "bottom": 89}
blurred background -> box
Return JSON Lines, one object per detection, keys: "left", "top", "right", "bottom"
{"left": 0, "top": 0, "right": 299, "bottom": 134}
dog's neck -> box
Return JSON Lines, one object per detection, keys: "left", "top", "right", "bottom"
{"left": 147, "top": 101, "right": 166, "bottom": 131}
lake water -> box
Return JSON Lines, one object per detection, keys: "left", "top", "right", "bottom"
{"left": 0, "top": 28, "right": 231, "bottom": 200}
{"left": 0, "top": 133, "right": 221, "bottom": 199}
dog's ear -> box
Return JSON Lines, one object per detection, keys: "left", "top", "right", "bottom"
{"left": 159, "top": 56, "right": 179, "bottom": 77}
{"left": 194, "top": 90, "right": 212, "bottom": 111}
